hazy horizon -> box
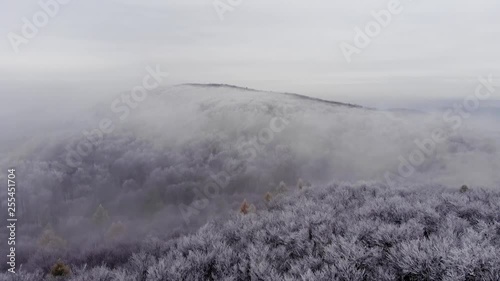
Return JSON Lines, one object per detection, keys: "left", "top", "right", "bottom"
{"left": 2, "top": 0, "right": 500, "bottom": 107}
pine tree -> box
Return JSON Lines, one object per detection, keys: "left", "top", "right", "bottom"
{"left": 297, "top": 178, "right": 304, "bottom": 190}
{"left": 92, "top": 204, "right": 109, "bottom": 226}
{"left": 277, "top": 181, "right": 287, "bottom": 193}
{"left": 107, "top": 221, "right": 126, "bottom": 239}
{"left": 38, "top": 225, "right": 67, "bottom": 250}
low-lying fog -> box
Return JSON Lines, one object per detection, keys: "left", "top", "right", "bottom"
{"left": 1, "top": 84, "right": 499, "bottom": 269}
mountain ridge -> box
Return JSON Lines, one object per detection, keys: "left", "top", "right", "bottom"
{"left": 180, "top": 83, "right": 366, "bottom": 109}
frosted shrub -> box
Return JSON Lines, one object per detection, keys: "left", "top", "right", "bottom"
{"left": 2, "top": 182, "right": 500, "bottom": 280}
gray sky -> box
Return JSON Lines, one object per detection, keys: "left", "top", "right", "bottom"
{"left": 1, "top": 0, "right": 499, "bottom": 105}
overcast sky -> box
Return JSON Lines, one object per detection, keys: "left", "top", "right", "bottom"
{"left": 1, "top": 0, "right": 499, "bottom": 106}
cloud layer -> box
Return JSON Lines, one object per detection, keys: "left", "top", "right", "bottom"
{"left": 1, "top": 85, "right": 499, "bottom": 270}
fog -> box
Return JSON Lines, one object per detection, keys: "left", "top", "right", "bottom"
{"left": 1, "top": 84, "right": 499, "bottom": 271}
{"left": 3, "top": 0, "right": 500, "bottom": 278}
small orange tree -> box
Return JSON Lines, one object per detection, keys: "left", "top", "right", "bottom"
{"left": 240, "top": 199, "right": 250, "bottom": 214}
{"left": 264, "top": 192, "right": 272, "bottom": 202}
{"left": 50, "top": 260, "right": 71, "bottom": 277}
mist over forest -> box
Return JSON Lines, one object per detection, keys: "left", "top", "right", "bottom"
{"left": 1, "top": 84, "right": 499, "bottom": 280}
{"left": 3, "top": 0, "right": 500, "bottom": 279}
